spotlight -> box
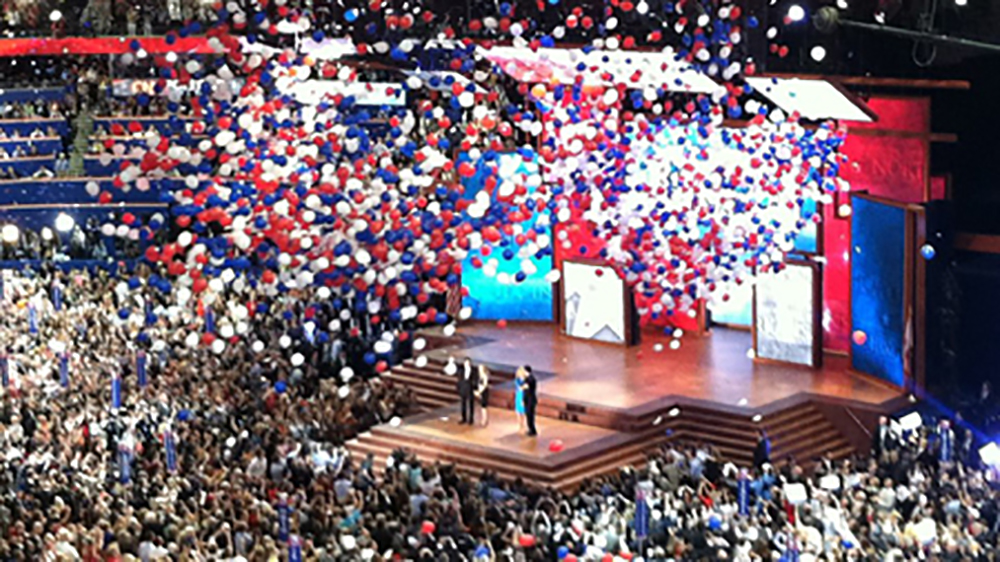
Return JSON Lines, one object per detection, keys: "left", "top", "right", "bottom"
{"left": 836, "top": 0, "right": 848, "bottom": 7}
{"left": 55, "top": 212, "right": 74, "bottom": 233}
{"left": 787, "top": 5, "right": 806, "bottom": 22}
{"left": 1, "top": 224, "right": 18, "bottom": 243}
{"left": 810, "top": 45, "right": 827, "bottom": 61}
{"left": 41, "top": 227, "right": 53, "bottom": 241}
{"left": 955, "top": 0, "right": 967, "bottom": 5}
{"left": 49, "top": 9, "right": 62, "bottom": 22}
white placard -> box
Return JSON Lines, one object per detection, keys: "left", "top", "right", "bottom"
{"left": 754, "top": 262, "right": 817, "bottom": 366}
{"left": 562, "top": 261, "right": 626, "bottom": 344}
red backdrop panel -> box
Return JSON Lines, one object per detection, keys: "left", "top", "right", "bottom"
{"left": 849, "top": 97, "right": 930, "bottom": 133}
{"left": 823, "top": 203, "right": 851, "bottom": 352}
{"left": 840, "top": 134, "right": 927, "bottom": 203}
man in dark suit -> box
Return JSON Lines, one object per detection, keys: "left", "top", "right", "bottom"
{"left": 523, "top": 366, "right": 538, "bottom": 437}
{"left": 457, "top": 359, "right": 475, "bottom": 425}
{"left": 872, "top": 416, "right": 894, "bottom": 460}
{"left": 753, "top": 428, "right": 770, "bottom": 469}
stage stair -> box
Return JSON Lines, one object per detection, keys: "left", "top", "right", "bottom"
{"left": 345, "top": 408, "right": 678, "bottom": 492}
{"left": 383, "top": 356, "right": 517, "bottom": 412}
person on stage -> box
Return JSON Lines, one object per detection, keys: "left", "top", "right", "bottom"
{"left": 523, "top": 365, "right": 538, "bottom": 437}
{"left": 457, "top": 358, "right": 475, "bottom": 425}
{"left": 475, "top": 364, "right": 490, "bottom": 427}
{"left": 514, "top": 367, "right": 526, "bottom": 431}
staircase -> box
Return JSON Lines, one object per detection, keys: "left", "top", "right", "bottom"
{"left": 384, "top": 356, "right": 517, "bottom": 412}
{"left": 670, "top": 402, "right": 856, "bottom": 468}
{"left": 346, "top": 409, "right": 677, "bottom": 492}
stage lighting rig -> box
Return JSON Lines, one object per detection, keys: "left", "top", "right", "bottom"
{"left": 814, "top": 5, "right": 1000, "bottom": 56}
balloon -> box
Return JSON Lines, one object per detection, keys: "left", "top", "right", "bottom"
{"left": 291, "top": 353, "right": 304, "bottom": 366}
{"left": 275, "top": 381, "right": 287, "bottom": 394}
{"left": 548, "top": 439, "right": 564, "bottom": 452}
{"left": 421, "top": 521, "right": 436, "bottom": 535}
{"left": 920, "top": 244, "right": 936, "bottom": 260}
{"left": 852, "top": 330, "right": 867, "bottom": 346}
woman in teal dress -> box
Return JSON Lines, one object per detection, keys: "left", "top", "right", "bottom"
{"left": 514, "top": 367, "right": 526, "bottom": 432}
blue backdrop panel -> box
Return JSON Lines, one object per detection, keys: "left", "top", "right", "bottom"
{"left": 0, "top": 119, "right": 68, "bottom": 137}
{"left": 0, "top": 157, "right": 56, "bottom": 177}
{"left": 0, "top": 178, "right": 177, "bottom": 205}
{"left": 461, "top": 153, "right": 553, "bottom": 321}
{"left": 0, "top": 138, "right": 62, "bottom": 155}
{"left": 851, "top": 197, "right": 906, "bottom": 387}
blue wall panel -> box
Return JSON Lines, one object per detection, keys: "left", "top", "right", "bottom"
{"left": 460, "top": 153, "right": 553, "bottom": 321}
{"left": 851, "top": 197, "right": 906, "bottom": 387}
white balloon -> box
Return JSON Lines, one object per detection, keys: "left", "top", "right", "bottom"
{"left": 291, "top": 353, "right": 304, "bottom": 367}
{"left": 252, "top": 341, "right": 265, "bottom": 353}
{"left": 211, "top": 339, "right": 226, "bottom": 354}
{"left": 185, "top": 332, "right": 200, "bottom": 348}
{"left": 279, "top": 335, "right": 292, "bottom": 348}
{"left": 414, "top": 355, "right": 428, "bottom": 368}
{"left": 340, "top": 367, "right": 354, "bottom": 381}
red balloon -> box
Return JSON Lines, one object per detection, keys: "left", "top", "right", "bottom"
{"left": 421, "top": 521, "right": 436, "bottom": 535}
{"left": 192, "top": 278, "right": 208, "bottom": 293}
{"left": 496, "top": 319, "right": 507, "bottom": 329}
{"left": 852, "top": 330, "right": 867, "bottom": 346}
{"left": 519, "top": 534, "right": 536, "bottom": 548}
{"left": 548, "top": 439, "right": 564, "bottom": 453}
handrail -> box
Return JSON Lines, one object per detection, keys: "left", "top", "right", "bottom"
{"left": 844, "top": 406, "right": 871, "bottom": 439}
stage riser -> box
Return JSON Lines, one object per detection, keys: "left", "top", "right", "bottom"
{"left": 346, "top": 432, "right": 661, "bottom": 491}
{"left": 368, "top": 424, "right": 673, "bottom": 476}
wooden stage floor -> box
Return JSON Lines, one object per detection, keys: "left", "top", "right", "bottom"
{"left": 423, "top": 322, "right": 904, "bottom": 415}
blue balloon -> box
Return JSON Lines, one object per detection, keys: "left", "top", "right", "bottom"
{"left": 364, "top": 352, "right": 377, "bottom": 365}
{"left": 275, "top": 381, "right": 287, "bottom": 394}
{"left": 920, "top": 244, "right": 936, "bottom": 260}
{"left": 557, "top": 546, "right": 569, "bottom": 559}
{"left": 345, "top": 8, "right": 359, "bottom": 22}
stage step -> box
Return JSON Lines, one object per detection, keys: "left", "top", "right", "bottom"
{"left": 666, "top": 402, "right": 857, "bottom": 469}
{"left": 345, "top": 418, "right": 674, "bottom": 492}
{"left": 383, "top": 358, "right": 517, "bottom": 412}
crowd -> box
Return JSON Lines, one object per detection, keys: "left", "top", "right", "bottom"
{"left": 0, "top": 263, "right": 991, "bottom": 562}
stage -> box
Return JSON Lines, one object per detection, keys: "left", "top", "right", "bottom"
{"left": 348, "top": 322, "right": 909, "bottom": 490}
{"left": 425, "top": 322, "right": 902, "bottom": 413}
